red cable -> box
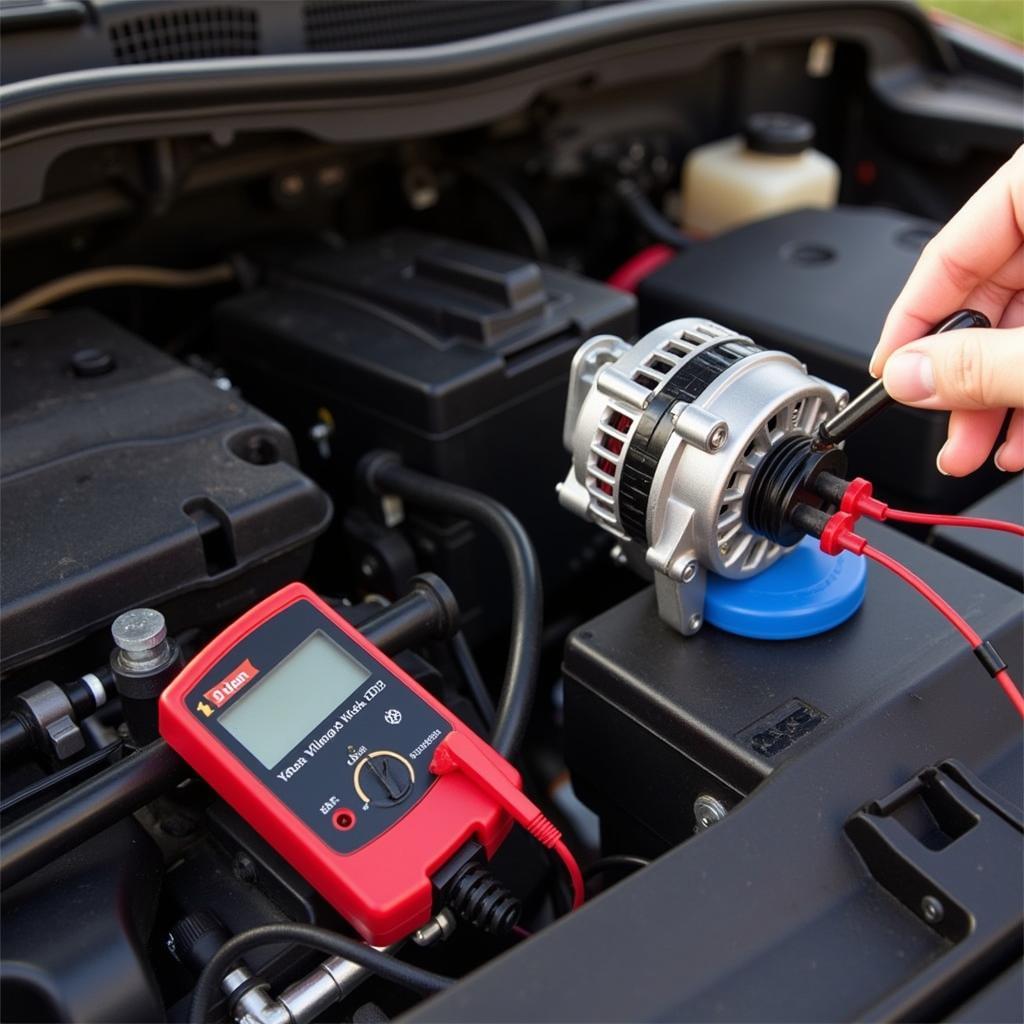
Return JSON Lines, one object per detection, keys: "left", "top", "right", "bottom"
{"left": 883, "top": 509, "right": 1024, "bottom": 536}
{"left": 606, "top": 244, "right": 676, "bottom": 293}
{"left": 430, "top": 732, "right": 587, "bottom": 912}
{"left": 554, "top": 838, "right": 585, "bottom": 909}
{"left": 838, "top": 477, "right": 1024, "bottom": 536}
{"left": 831, "top": 531, "right": 1024, "bottom": 718}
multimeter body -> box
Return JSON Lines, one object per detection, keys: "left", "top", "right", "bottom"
{"left": 159, "top": 582, "right": 516, "bottom": 944}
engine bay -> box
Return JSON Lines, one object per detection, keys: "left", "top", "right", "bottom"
{"left": 1, "top": 2, "right": 1022, "bottom": 1021}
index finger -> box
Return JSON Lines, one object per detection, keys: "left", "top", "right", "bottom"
{"left": 870, "top": 146, "right": 1024, "bottom": 376}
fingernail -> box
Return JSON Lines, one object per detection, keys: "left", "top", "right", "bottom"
{"left": 994, "top": 445, "right": 1009, "bottom": 472}
{"left": 936, "top": 443, "right": 950, "bottom": 476}
{"left": 868, "top": 349, "right": 881, "bottom": 378}
{"left": 885, "top": 351, "right": 935, "bottom": 402}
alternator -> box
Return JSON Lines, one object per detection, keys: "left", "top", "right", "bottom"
{"left": 558, "top": 318, "right": 848, "bottom": 635}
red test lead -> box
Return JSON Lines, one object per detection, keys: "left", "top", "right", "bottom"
{"left": 791, "top": 506, "right": 1024, "bottom": 719}
{"left": 431, "top": 730, "right": 586, "bottom": 910}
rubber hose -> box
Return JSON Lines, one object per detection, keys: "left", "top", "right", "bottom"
{"left": 362, "top": 453, "right": 543, "bottom": 760}
{"left": 614, "top": 179, "right": 691, "bottom": 250}
{"left": 190, "top": 923, "right": 452, "bottom": 1023}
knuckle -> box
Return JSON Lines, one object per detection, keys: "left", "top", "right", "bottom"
{"left": 928, "top": 245, "right": 977, "bottom": 294}
{"left": 943, "top": 335, "right": 990, "bottom": 405}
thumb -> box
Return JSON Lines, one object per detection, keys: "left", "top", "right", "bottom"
{"left": 882, "top": 326, "right": 1024, "bottom": 411}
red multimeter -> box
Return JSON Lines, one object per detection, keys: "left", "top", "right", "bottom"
{"left": 158, "top": 582, "right": 517, "bottom": 945}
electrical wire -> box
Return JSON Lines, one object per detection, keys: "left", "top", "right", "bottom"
{"left": 189, "top": 923, "right": 453, "bottom": 1023}
{"left": 362, "top": 453, "right": 543, "bottom": 761}
{"left": 582, "top": 854, "right": 650, "bottom": 887}
{"left": 879, "top": 509, "right": 1024, "bottom": 536}
{"left": 859, "top": 543, "right": 1024, "bottom": 718}
{"left": 0, "top": 262, "right": 237, "bottom": 324}
{"left": 606, "top": 244, "right": 675, "bottom": 293}
{"left": 0, "top": 741, "right": 123, "bottom": 817}
{"left": 450, "top": 631, "right": 497, "bottom": 729}
{"left": 554, "top": 838, "right": 586, "bottom": 910}
{"left": 457, "top": 163, "right": 550, "bottom": 262}
{"left": 614, "top": 179, "right": 692, "bottom": 250}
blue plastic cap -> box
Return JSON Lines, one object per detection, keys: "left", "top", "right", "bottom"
{"left": 704, "top": 536, "right": 867, "bottom": 640}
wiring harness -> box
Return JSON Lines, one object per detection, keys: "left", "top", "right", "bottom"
{"left": 790, "top": 475, "right": 1024, "bottom": 719}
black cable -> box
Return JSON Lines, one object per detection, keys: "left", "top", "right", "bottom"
{"left": 189, "top": 923, "right": 453, "bottom": 1023}
{"left": 582, "top": 854, "right": 650, "bottom": 889}
{"left": 362, "top": 453, "right": 543, "bottom": 761}
{"left": 614, "top": 179, "right": 691, "bottom": 250}
{"left": 450, "top": 631, "right": 496, "bottom": 729}
{"left": 1, "top": 741, "right": 123, "bottom": 816}
{"left": 457, "top": 164, "right": 550, "bottom": 261}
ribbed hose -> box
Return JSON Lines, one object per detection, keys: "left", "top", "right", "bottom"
{"left": 444, "top": 862, "right": 521, "bottom": 936}
{"left": 362, "top": 453, "right": 542, "bottom": 761}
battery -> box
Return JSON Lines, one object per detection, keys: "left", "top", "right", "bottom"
{"left": 563, "top": 521, "right": 1024, "bottom": 855}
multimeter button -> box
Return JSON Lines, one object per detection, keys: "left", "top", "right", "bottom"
{"left": 358, "top": 752, "right": 414, "bottom": 806}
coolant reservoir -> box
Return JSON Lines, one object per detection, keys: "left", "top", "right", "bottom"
{"left": 681, "top": 113, "right": 839, "bottom": 235}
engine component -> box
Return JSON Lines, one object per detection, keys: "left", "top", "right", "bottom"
{"left": 0, "top": 309, "right": 332, "bottom": 674}
{"left": 1, "top": 817, "right": 165, "bottom": 1023}
{"left": 636, "top": 206, "right": 1006, "bottom": 508}
{"left": 109, "top": 607, "right": 183, "bottom": 745}
{"left": 563, "top": 523, "right": 1023, "bottom": 855}
{"left": 557, "top": 317, "right": 846, "bottom": 635}
{"left": 213, "top": 231, "right": 635, "bottom": 629}
{"left": 1, "top": 668, "right": 112, "bottom": 762}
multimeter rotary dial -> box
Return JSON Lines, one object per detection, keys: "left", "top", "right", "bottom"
{"left": 353, "top": 751, "right": 415, "bottom": 807}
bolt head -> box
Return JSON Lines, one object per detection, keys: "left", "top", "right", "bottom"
{"left": 709, "top": 424, "right": 728, "bottom": 450}
{"left": 681, "top": 561, "right": 698, "bottom": 583}
{"left": 687, "top": 613, "right": 703, "bottom": 632}
{"left": 111, "top": 608, "right": 166, "bottom": 652}
{"left": 921, "top": 895, "right": 944, "bottom": 924}
{"left": 693, "top": 794, "right": 728, "bottom": 831}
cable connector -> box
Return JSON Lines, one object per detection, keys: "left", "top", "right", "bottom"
{"left": 430, "top": 732, "right": 584, "bottom": 907}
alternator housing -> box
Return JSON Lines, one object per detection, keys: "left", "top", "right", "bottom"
{"left": 558, "top": 318, "right": 847, "bottom": 635}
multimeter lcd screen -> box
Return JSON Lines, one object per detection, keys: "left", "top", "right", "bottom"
{"left": 218, "top": 630, "right": 371, "bottom": 769}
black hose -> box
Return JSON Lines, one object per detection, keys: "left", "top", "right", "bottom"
{"left": 0, "top": 715, "right": 30, "bottom": 760}
{"left": 0, "top": 740, "right": 124, "bottom": 817}
{"left": 457, "top": 163, "right": 550, "bottom": 262}
{"left": 0, "top": 583, "right": 460, "bottom": 887}
{"left": 582, "top": 854, "right": 650, "bottom": 889}
{"left": 614, "top": 179, "right": 691, "bottom": 250}
{"left": 362, "top": 453, "right": 543, "bottom": 760}
{"left": 450, "top": 631, "right": 496, "bottom": 729}
{"left": 1, "top": 739, "right": 187, "bottom": 887}
{"left": 190, "top": 923, "right": 452, "bottom": 1023}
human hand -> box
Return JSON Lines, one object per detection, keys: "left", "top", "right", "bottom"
{"left": 870, "top": 147, "right": 1024, "bottom": 477}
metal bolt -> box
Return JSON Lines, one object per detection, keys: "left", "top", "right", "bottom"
{"left": 681, "top": 561, "right": 698, "bottom": 583}
{"left": 609, "top": 544, "right": 629, "bottom": 567}
{"left": 233, "top": 853, "right": 258, "bottom": 885}
{"left": 709, "top": 424, "right": 728, "bottom": 451}
{"left": 687, "top": 613, "right": 703, "bottom": 632}
{"left": 411, "top": 907, "right": 457, "bottom": 947}
{"left": 920, "top": 895, "right": 945, "bottom": 924}
{"left": 111, "top": 608, "right": 167, "bottom": 663}
{"left": 360, "top": 555, "right": 380, "bottom": 579}
{"left": 693, "top": 794, "right": 728, "bottom": 832}
{"left": 836, "top": 396, "right": 848, "bottom": 411}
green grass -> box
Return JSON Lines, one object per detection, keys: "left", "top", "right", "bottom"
{"left": 921, "top": 0, "right": 1024, "bottom": 44}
